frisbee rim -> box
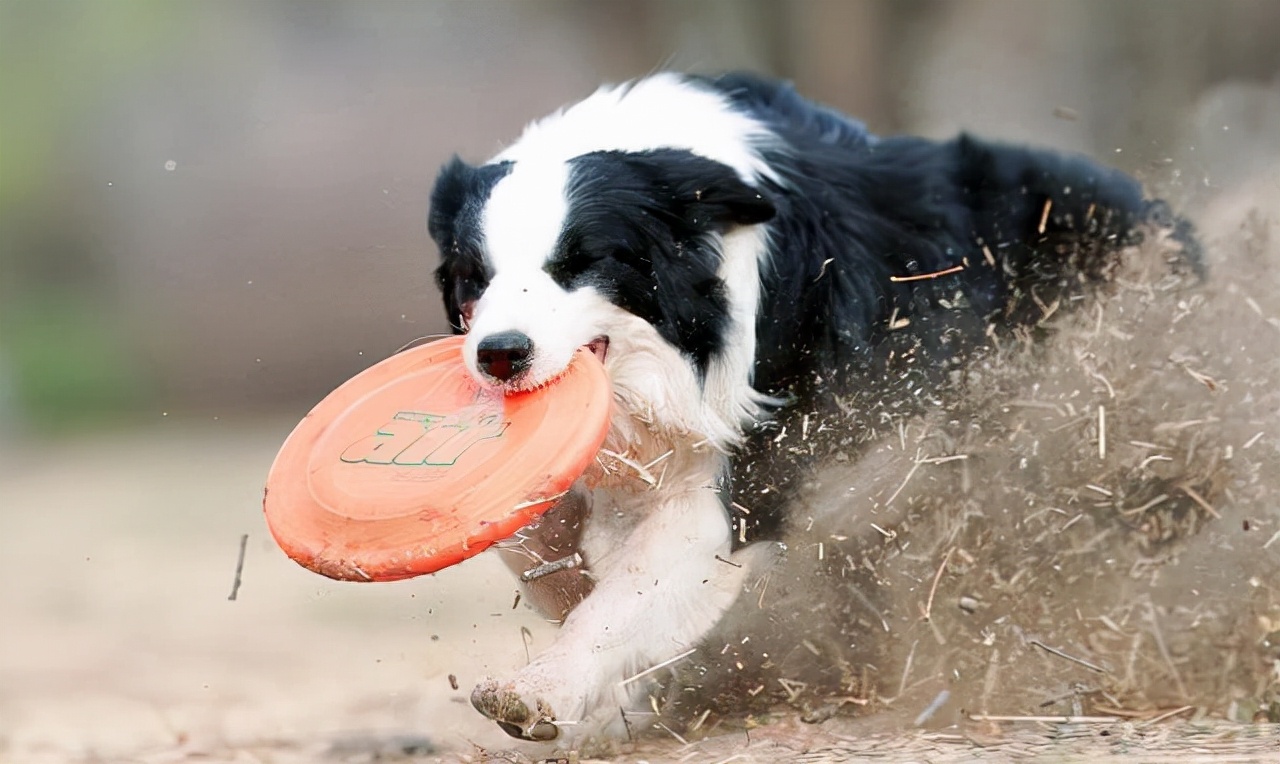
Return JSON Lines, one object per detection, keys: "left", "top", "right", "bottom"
{"left": 263, "top": 336, "right": 611, "bottom": 581}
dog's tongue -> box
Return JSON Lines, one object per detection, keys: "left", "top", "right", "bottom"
{"left": 586, "top": 336, "right": 610, "bottom": 362}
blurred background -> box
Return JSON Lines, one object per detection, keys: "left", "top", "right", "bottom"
{"left": 2, "top": 1, "right": 1279, "bottom": 761}
{"left": 3, "top": 0, "right": 1280, "bottom": 429}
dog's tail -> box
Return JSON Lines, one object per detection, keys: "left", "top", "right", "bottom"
{"left": 948, "top": 134, "right": 1204, "bottom": 320}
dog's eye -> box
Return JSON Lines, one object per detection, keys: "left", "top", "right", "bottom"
{"left": 545, "top": 244, "right": 598, "bottom": 286}
{"left": 458, "top": 300, "right": 476, "bottom": 331}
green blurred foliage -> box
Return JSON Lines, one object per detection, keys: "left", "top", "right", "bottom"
{"left": 1, "top": 0, "right": 185, "bottom": 427}
{"left": 0, "top": 0, "right": 181, "bottom": 206}
{"left": 1, "top": 288, "right": 149, "bottom": 428}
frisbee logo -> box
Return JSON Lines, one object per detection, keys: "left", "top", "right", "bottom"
{"left": 340, "top": 409, "right": 508, "bottom": 467}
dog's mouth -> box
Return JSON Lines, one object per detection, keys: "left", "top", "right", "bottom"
{"left": 585, "top": 335, "right": 610, "bottom": 363}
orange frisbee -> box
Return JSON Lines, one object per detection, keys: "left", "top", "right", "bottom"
{"left": 263, "top": 335, "right": 611, "bottom": 582}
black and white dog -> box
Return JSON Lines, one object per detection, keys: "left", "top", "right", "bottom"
{"left": 428, "top": 72, "right": 1197, "bottom": 742}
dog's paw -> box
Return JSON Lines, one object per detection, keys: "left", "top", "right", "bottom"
{"left": 718, "top": 540, "right": 785, "bottom": 593}
{"left": 470, "top": 676, "right": 568, "bottom": 742}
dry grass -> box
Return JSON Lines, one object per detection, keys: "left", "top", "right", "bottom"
{"left": 589, "top": 180, "right": 1280, "bottom": 759}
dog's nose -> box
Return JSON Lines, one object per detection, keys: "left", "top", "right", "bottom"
{"left": 475, "top": 331, "right": 534, "bottom": 382}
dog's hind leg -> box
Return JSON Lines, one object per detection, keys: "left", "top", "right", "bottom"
{"left": 470, "top": 484, "right": 778, "bottom": 742}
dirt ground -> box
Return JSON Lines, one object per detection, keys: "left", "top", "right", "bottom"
{"left": 4, "top": 180, "right": 1280, "bottom": 763}
{"left": 3, "top": 425, "right": 1277, "bottom": 764}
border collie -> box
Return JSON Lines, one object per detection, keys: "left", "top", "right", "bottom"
{"left": 427, "top": 72, "right": 1198, "bottom": 742}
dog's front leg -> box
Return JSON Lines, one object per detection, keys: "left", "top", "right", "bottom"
{"left": 471, "top": 485, "right": 772, "bottom": 742}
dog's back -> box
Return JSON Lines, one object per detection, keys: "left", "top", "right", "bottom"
{"left": 706, "top": 74, "right": 1203, "bottom": 538}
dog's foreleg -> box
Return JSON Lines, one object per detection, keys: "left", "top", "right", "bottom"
{"left": 471, "top": 486, "right": 775, "bottom": 741}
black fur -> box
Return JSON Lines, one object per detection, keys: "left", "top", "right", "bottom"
{"left": 558, "top": 149, "right": 774, "bottom": 374}
{"left": 430, "top": 157, "right": 512, "bottom": 329}
{"left": 427, "top": 73, "right": 1201, "bottom": 544}
{"left": 685, "top": 73, "right": 1201, "bottom": 540}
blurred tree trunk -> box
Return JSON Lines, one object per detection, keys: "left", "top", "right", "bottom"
{"left": 564, "top": 0, "right": 924, "bottom": 130}
{"left": 772, "top": 0, "right": 936, "bottom": 131}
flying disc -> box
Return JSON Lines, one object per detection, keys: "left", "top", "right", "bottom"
{"left": 263, "top": 335, "right": 611, "bottom": 582}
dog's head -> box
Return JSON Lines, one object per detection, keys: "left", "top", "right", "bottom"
{"left": 427, "top": 76, "right": 781, "bottom": 449}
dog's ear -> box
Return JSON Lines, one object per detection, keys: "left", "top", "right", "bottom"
{"left": 428, "top": 155, "right": 470, "bottom": 248}
{"left": 429, "top": 157, "right": 509, "bottom": 331}
{"left": 624, "top": 150, "right": 776, "bottom": 231}
{"left": 428, "top": 156, "right": 512, "bottom": 251}
{"left": 680, "top": 172, "right": 776, "bottom": 229}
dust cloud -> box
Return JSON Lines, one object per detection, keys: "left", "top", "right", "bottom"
{"left": 657, "top": 164, "right": 1280, "bottom": 739}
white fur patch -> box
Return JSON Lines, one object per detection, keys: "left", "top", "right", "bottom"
{"left": 496, "top": 73, "right": 780, "bottom": 185}
{"left": 706, "top": 224, "right": 781, "bottom": 441}
{"left": 482, "top": 159, "right": 570, "bottom": 274}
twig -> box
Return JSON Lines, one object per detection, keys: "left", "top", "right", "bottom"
{"left": 227, "top": 533, "right": 248, "bottom": 601}
{"left": 890, "top": 264, "right": 965, "bottom": 283}
{"left": 1178, "top": 483, "right": 1221, "bottom": 520}
{"left": 885, "top": 449, "right": 924, "bottom": 506}
{"left": 1153, "top": 417, "right": 1219, "bottom": 433}
{"left": 850, "top": 582, "right": 890, "bottom": 632}
{"left": 1038, "top": 198, "right": 1053, "bottom": 234}
{"left": 690, "top": 708, "right": 712, "bottom": 733}
{"left": 980, "top": 648, "right": 1000, "bottom": 716}
{"left": 1029, "top": 638, "right": 1108, "bottom": 673}
{"left": 643, "top": 449, "right": 675, "bottom": 472}
{"left": 1093, "top": 705, "right": 1150, "bottom": 718}
{"left": 922, "top": 548, "right": 955, "bottom": 622}
{"left": 519, "top": 553, "right": 583, "bottom": 582}
{"left": 512, "top": 490, "right": 569, "bottom": 511}
{"left": 520, "top": 626, "right": 533, "bottom": 664}
{"left": 1098, "top": 405, "right": 1107, "bottom": 460}
{"left": 1120, "top": 494, "right": 1170, "bottom": 517}
{"left": 393, "top": 334, "right": 453, "bottom": 355}
{"left": 897, "top": 639, "right": 919, "bottom": 699}
{"left": 599, "top": 449, "right": 656, "bottom": 485}
{"left": 619, "top": 648, "right": 698, "bottom": 687}
{"left": 870, "top": 523, "right": 896, "bottom": 540}
{"left": 1137, "top": 705, "right": 1195, "bottom": 727}
{"left": 778, "top": 677, "right": 807, "bottom": 702}
{"left": 655, "top": 722, "right": 688, "bottom": 745}
{"left": 917, "top": 454, "right": 969, "bottom": 465}
{"left": 968, "top": 714, "right": 1118, "bottom": 724}
{"left": 756, "top": 572, "right": 770, "bottom": 609}
{"left": 1180, "top": 364, "right": 1220, "bottom": 391}
{"left": 914, "top": 689, "right": 951, "bottom": 727}
{"left": 1060, "top": 513, "right": 1085, "bottom": 532}
{"left": 1139, "top": 454, "right": 1174, "bottom": 470}
{"left": 1090, "top": 370, "right": 1116, "bottom": 399}
{"left": 814, "top": 257, "right": 835, "bottom": 282}
{"left": 1146, "top": 603, "right": 1190, "bottom": 700}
